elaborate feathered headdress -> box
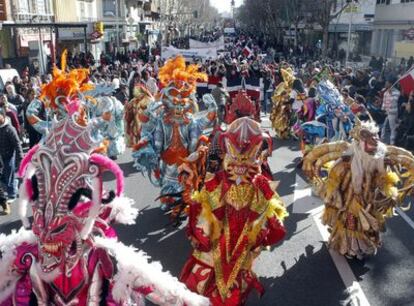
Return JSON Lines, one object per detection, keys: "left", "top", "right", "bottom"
{"left": 40, "top": 50, "right": 94, "bottom": 110}
{"left": 158, "top": 56, "right": 207, "bottom": 94}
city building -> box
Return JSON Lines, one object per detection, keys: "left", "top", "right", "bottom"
{"left": 371, "top": 0, "right": 414, "bottom": 59}
{"left": 53, "top": 0, "right": 97, "bottom": 55}
{"left": 329, "top": 0, "right": 376, "bottom": 57}
{"left": 9, "top": 0, "right": 55, "bottom": 72}
{"left": 0, "top": 0, "right": 15, "bottom": 63}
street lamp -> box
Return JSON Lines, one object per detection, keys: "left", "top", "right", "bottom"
{"left": 115, "top": 0, "right": 120, "bottom": 51}
{"left": 345, "top": 0, "right": 359, "bottom": 66}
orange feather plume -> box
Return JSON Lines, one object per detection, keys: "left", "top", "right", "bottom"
{"left": 158, "top": 56, "right": 207, "bottom": 94}
{"left": 40, "top": 50, "right": 94, "bottom": 109}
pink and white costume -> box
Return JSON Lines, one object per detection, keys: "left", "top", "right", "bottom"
{"left": 0, "top": 102, "right": 209, "bottom": 306}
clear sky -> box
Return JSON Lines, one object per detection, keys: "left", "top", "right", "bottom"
{"left": 210, "top": 0, "right": 243, "bottom": 13}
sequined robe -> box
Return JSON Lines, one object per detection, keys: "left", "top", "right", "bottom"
{"left": 180, "top": 171, "right": 287, "bottom": 306}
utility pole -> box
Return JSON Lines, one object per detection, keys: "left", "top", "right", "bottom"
{"left": 345, "top": 0, "right": 357, "bottom": 66}
{"left": 115, "top": 0, "right": 120, "bottom": 51}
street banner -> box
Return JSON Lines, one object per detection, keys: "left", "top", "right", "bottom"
{"left": 189, "top": 36, "right": 225, "bottom": 49}
{"left": 161, "top": 46, "right": 218, "bottom": 61}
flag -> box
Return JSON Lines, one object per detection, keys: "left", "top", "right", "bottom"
{"left": 399, "top": 67, "right": 414, "bottom": 95}
{"left": 245, "top": 76, "right": 262, "bottom": 101}
{"left": 208, "top": 75, "right": 222, "bottom": 90}
{"left": 242, "top": 46, "right": 253, "bottom": 58}
{"left": 226, "top": 75, "right": 243, "bottom": 99}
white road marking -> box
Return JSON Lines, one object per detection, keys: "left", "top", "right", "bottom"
{"left": 313, "top": 211, "right": 371, "bottom": 306}
{"left": 292, "top": 172, "right": 371, "bottom": 306}
{"left": 395, "top": 207, "right": 414, "bottom": 230}
{"left": 292, "top": 174, "right": 322, "bottom": 214}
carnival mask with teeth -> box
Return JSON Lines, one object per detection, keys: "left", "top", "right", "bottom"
{"left": 20, "top": 111, "right": 125, "bottom": 278}
{"left": 221, "top": 117, "right": 269, "bottom": 184}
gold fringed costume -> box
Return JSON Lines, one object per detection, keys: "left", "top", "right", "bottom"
{"left": 124, "top": 85, "right": 154, "bottom": 147}
{"left": 270, "top": 68, "right": 294, "bottom": 139}
{"left": 303, "top": 120, "right": 414, "bottom": 258}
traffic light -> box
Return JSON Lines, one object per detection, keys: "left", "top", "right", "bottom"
{"left": 193, "top": 10, "right": 198, "bottom": 18}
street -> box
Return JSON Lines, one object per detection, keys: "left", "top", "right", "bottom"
{"left": 1, "top": 117, "right": 414, "bottom": 306}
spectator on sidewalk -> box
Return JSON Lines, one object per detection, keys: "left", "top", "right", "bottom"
{"left": 262, "top": 69, "right": 273, "bottom": 114}
{"left": 381, "top": 78, "right": 400, "bottom": 145}
{"left": 5, "top": 84, "right": 24, "bottom": 112}
{"left": 23, "top": 88, "right": 44, "bottom": 147}
{"left": 0, "top": 94, "right": 20, "bottom": 134}
{"left": 367, "top": 94, "right": 386, "bottom": 129}
{"left": 211, "top": 82, "right": 229, "bottom": 123}
{"left": 0, "top": 155, "right": 8, "bottom": 215}
{"left": 0, "top": 109, "right": 23, "bottom": 205}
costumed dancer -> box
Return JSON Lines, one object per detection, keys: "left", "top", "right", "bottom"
{"left": 124, "top": 84, "right": 155, "bottom": 147}
{"left": 180, "top": 117, "right": 287, "bottom": 305}
{"left": 0, "top": 70, "right": 210, "bottom": 306}
{"left": 270, "top": 68, "right": 295, "bottom": 139}
{"left": 92, "top": 94, "right": 126, "bottom": 159}
{"left": 26, "top": 50, "right": 94, "bottom": 142}
{"left": 293, "top": 86, "right": 324, "bottom": 155}
{"left": 132, "top": 56, "right": 217, "bottom": 209}
{"left": 298, "top": 79, "right": 353, "bottom": 151}
{"left": 174, "top": 91, "right": 273, "bottom": 224}
{"left": 303, "top": 120, "right": 414, "bottom": 259}
{"left": 315, "top": 80, "right": 354, "bottom": 142}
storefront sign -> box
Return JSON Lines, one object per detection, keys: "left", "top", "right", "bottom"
{"left": 224, "top": 28, "right": 236, "bottom": 34}
{"left": 58, "top": 24, "right": 93, "bottom": 41}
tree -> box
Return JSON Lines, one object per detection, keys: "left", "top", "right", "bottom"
{"left": 306, "top": 0, "right": 351, "bottom": 56}
{"left": 237, "top": 0, "right": 285, "bottom": 46}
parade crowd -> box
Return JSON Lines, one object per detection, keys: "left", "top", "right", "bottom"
{"left": 1, "top": 34, "right": 414, "bottom": 215}
{"left": 1, "top": 30, "right": 414, "bottom": 306}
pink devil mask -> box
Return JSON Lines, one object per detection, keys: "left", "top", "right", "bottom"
{"left": 19, "top": 111, "right": 125, "bottom": 277}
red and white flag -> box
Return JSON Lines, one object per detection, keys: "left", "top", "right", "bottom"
{"left": 399, "top": 66, "right": 414, "bottom": 95}
{"left": 242, "top": 46, "right": 253, "bottom": 58}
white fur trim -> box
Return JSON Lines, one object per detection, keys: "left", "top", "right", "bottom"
{"left": 0, "top": 228, "right": 36, "bottom": 303}
{"left": 361, "top": 120, "right": 379, "bottom": 134}
{"left": 81, "top": 177, "right": 101, "bottom": 239}
{"left": 108, "top": 196, "right": 139, "bottom": 225}
{"left": 94, "top": 237, "right": 210, "bottom": 306}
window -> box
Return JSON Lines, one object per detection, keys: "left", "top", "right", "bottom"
{"left": 103, "top": 0, "right": 116, "bottom": 17}
{"left": 0, "top": 0, "right": 6, "bottom": 20}
{"left": 17, "top": 0, "right": 29, "bottom": 13}
{"left": 401, "top": 0, "right": 414, "bottom": 3}
{"left": 34, "top": 0, "right": 46, "bottom": 15}
{"left": 79, "top": 1, "right": 85, "bottom": 18}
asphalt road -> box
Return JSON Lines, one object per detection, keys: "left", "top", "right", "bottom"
{"left": 1, "top": 117, "right": 414, "bottom": 306}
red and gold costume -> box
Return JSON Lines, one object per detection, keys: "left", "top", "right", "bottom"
{"left": 180, "top": 117, "right": 287, "bottom": 305}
